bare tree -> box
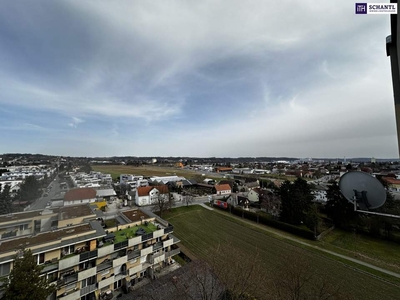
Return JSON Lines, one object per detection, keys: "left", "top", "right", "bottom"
{"left": 207, "top": 244, "right": 270, "bottom": 300}
{"left": 271, "top": 250, "right": 345, "bottom": 300}
{"left": 152, "top": 185, "right": 173, "bottom": 218}
{"left": 182, "top": 193, "right": 194, "bottom": 207}
{"left": 131, "top": 260, "right": 224, "bottom": 300}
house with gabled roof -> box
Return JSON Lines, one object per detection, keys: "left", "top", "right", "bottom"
{"left": 135, "top": 185, "right": 169, "bottom": 206}
{"left": 213, "top": 184, "right": 231, "bottom": 196}
{"left": 63, "top": 187, "right": 97, "bottom": 206}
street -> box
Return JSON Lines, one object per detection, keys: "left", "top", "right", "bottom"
{"left": 27, "top": 175, "right": 63, "bottom": 211}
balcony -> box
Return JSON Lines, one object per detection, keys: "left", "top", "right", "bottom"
{"left": 58, "top": 289, "right": 80, "bottom": 300}
{"left": 140, "top": 245, "right": 153, "bottom": 257}
{"left": 98, "top": 244, "right": 114, "bottom": 257}
{"left": 78, "top": 266, "right": 97, "bottom": 281}
{"left": 112, "top": 255, "right": 127, "bottom": 268}
{"left": 80, "top": 283, "right": 97, "bottom": 296}
{"left": 127, "top": 249, "right": 140, "bottom": 260}
{"left": 59, "top": 255, "right": 80, "bottom": 271}
{"left": 153, "top": 242, "right": 163, "bottom": 251}
{"left": 165, "top": 248, "right": 180, "bottom": 258}
{"left": 164, "top": 225, "right": 174, "bottom": 234}
{"left": 42, "top": 262, "right": 58, "bottom": 273}
{"left": 98, "top": 275, "right": 114, "bottom": 289}
{"left": 80, "top": 250, "right": 97, "bottom": 262}
{"left": 57, "top": 273, "right": 78, "bottom": 286}
{"left": 149, "top": 252, "right": 165, "bottom": 264}
{"left": 97, "top": 260, "right": 113, "bottom": 272}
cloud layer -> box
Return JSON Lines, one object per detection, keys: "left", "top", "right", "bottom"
{"left": 0, "top": 1, "right": 397, "bottom": 158}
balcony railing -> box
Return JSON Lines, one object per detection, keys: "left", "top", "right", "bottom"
{"left": 97, "top": 261, "right": 113, "bottom": 272}
{"left": 80, "top": 283, "right": 97, "bottom": 296}
{"left": 127, "top": 249, "right": 140, "bottom": 260}
{"left": 153, "top": 242, "right": 163, "bottom": 251}
{"left": 165, "top": 249, "right": 180, "bottom": 258}
{"left": 164, "top": 225, "right": 174, "bottom": 234}
{"left": 80, "top": 250, "right": 98, "bottom": 262}
{"left": 57, "top": 273, "right": 78, "bottom": 286}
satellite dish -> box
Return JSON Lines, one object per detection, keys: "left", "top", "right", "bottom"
{"left": 339, "top": 171, "right": 386, "bottom": 210}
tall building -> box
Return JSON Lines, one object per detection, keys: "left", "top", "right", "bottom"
{"left": 0, "top": 205, "right": 180, "bottom": 300}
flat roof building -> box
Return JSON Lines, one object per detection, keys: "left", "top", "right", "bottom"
{"left": 0, "top": 204, "right": 180, "bottom": 300}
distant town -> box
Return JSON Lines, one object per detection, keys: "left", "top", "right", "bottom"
{"left": 0, "top": 153, "right": 400, "bottom": 300}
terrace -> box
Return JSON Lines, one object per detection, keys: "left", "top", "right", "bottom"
{"left": 102, "top": 222, "right": 158, "bottom": 246}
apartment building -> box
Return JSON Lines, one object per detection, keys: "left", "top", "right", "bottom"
{"left": 0, "top": 205, "right": 180, "bottom": 300}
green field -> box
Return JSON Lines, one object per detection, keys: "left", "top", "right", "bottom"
{"left": 91, "top": 164, "right": 222, "bottom": 181}
{"left": 164, "top": 206, "right": 400, "bottom": 300}
{"left": 320, "top": 229, "right": 400, "bottom": 273}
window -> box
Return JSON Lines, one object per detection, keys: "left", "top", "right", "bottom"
{"left": 0, "top": 262, "right": 10, "bottom": 276}
{"left": 37, "top": 252, "right": 45, "bottom": 264}
{"left": 114, "top": 279, "right": 122, "bottom": 289}
{"left": 47, "top": 271, "right": 57, "bottom": 283}
{"left": 64, "top": 245, "right": 75, "bottom": 255}
{"left": 19, "top": 224, "right": 28, "bottom": 231}
{"left": 81, "top": 276, "right": 95, "bottom": 288}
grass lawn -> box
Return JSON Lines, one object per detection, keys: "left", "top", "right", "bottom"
{"left": 113, "top": 224, "right": 158, "bottom": 243}
{"left": 91, "top": 164, "right": 222, "bottom": 181}
{"left": 164, "top": 205, "right": 400, "bottom": 300}
{"left": 319, "top": 229, "right": 400, "bottom": 273}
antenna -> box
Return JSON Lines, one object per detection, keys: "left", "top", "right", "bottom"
{"left": 339, "top": 171, "right": 400, "bottom": 219}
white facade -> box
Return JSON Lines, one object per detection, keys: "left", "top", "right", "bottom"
{"left": 0, "top": 180, "right": 23, "bottom": 193}
{"left": 63, "top": 198, "right": 96, "bottom": 206}
{"left": 247, "top": 189, "right": 259, "bottom": 202}
{"left": 135, "top": 188, "right": 168, "bottom": 206}
{"left": 120, "top": 174, "right": 143, "bottom": 184}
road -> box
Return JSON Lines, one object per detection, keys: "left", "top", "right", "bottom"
{"left": 27, "top": 175, "right": 63, "bottom": 211}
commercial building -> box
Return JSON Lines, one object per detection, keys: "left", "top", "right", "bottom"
{"left": 0, "top": 205, "right": 180, "bottom": 300}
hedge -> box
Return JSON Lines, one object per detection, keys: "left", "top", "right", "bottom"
{"left": 213, "top": 204, "right": 316, "bottom": 240}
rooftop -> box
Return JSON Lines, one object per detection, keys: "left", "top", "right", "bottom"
{"left": 0, "top": 210, "right": 43, "bottom": 224}
{"left": 122, "top": 209, "right": 152, "bottom": 223}
{"left": 56, "top": 204, "right": 95, "bottom": 220}
{"left": 214, "top": 184, "right": 231, "bottom": 191}
{"left": 0, "top": 224, "right": 92, "bottom": 253}
{"left": 64, "top": 187, "right": 96, "bottom": 201}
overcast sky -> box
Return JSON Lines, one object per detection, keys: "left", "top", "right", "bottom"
{"left": 0, "top": 1, "right": 397, "bottom": 158}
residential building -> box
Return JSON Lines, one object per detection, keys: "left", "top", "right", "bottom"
{"left": 135, "top": 186, "right": 169, "bottom": 206}
{"left": 64, "top": 188, "right": 97, "bottom": 206}
{"left": 247, "top": 188, "right": 261, "bottom": 203}
{"left": 382, "top": 177, "right": 400, "bottom": 191}
{"left": 213, "top": 184, "right": 231, "bottom": 196}
{"left": 0, "top": 205, "right": 180, "bottom": 300}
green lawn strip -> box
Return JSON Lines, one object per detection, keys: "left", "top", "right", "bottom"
{"left": 165, "top": 206, "right": 400, "bottom": 300}
{"left": 319, "top": 229, "right": 400, "bottom": 272}
{"left": 214, "top": 210, "right": 400, "bottom": 284}
{"left": 114, "top": 224, "right": 158, "bottom": 243}
{"left": 212, "top": 206, "right": 400, "bottom": 275}
{"left": 172, "top": 255, "right": 187, "bottom": 266}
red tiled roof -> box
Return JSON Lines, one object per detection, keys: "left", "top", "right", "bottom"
{"left": 214, "top": 184, "right": 231, "bottom": 191}
{"left": 382, "top": 177, "right": 400, "bottom": 185}
{"left": 137, "top": 185, "right": 169, "bottom": 197}
{"left": 64, "top": 188, "right": 96, "bottom": 201}
{"left": 137, "top": 186, "right": 153, "bottom": 197}
{"left": 216, "top": 167, "right": 232, "bottom": 171}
